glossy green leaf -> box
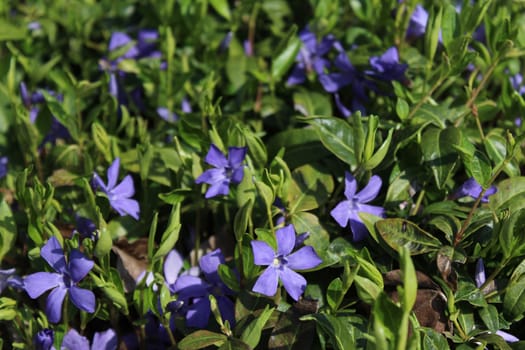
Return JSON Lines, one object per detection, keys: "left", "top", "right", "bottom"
{"left": 286, "top": 164, "right": 333, "bottom": 213}
{"left": 0, "top": 199, "right": 16, "bottom": 262}
{"left": 420, "top": 126, "right": 461, "bottom": 189}
{"left": 301, "top": 314, "right": 356, "bottom": 350}
{"left": 376, "top": 219, "right": 442, "bottom": 255}
{"left": 240, "top": 305, "right": 274, "bottom": 348}
{"left": 153, "top": 203, "right": 181, "bottom": 261}
{"left": 302, "top": 116, "right": 357, "bottom": 168}
{"left": 178, "top": 330, "right": 228, "bottom": 350}
{"left": 272, "top": 37, "right": 301, "bottom": 81}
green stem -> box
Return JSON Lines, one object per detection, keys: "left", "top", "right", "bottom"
{"left": 410, "top": 189, "right": 425, "bottom": 216}
{"left": 406, "top": 75, "right": 447, "bottom": 120}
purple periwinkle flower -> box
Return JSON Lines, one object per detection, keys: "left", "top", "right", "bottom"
{"left": 475, "top": 259, "right": 519, "bottom": 343}
{"left": 286, "top": 27, "right": 336, "bottom": 86}
{"left": 331, "top": 172, "right": 385, "bottom": 242}
{"left": 93, "top": 157, "right": 140, "bottom": 220}
{"left": 62, "top": 328, "right": 118, "bottom": 350}
{"left": 74, "top": 215, "right": 97, "bottom": 239}
{"left": 454, "top": 178, "right": 496, "bottom": 203}
{"left": 251, "top": 224, "right": 322, "bottom": 301}
{"left": 196, "top": 144, "right": 247, "bottom": 199}
{"left": 367, "top": 47, "right": 408, "bottom": 83}
{"left": 406, "top": 5, "right": 428, "bottom": 39}
{"left": 24, "top": 237, "right": 95, "bottom": 323}
{"left": 34, "top": 329, "right": 55, "bottom": 350}
{"left": 164, "top": 249, "right": 184, "bottom": 292}
{"left": 219, "top": 31, "right": 233, "bottom": 52}
{"left": 171, "top": 249, "right": 235, "bottom": 328}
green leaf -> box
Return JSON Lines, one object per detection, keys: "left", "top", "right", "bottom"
{"left": 240, "top": 305, "right": 274, "bottom": 348}
{"left": 354, "top": 275, "right": 380, "bottom": 304}
{"left": 302, "top": 116, "right": 357, "bottom": 168}
{"left": 0, "top": 19, "right": 26, "bottom": 41}
{"left": 420, "top": 126, "right": 461, "bottom": 189}
{"left": 504, "top": 275, "right": 525, "bottom": 321}
{"left": 286, "top": 164, "right": 333, "bottom": 213}
{"left": 301, "top": 314, "right": 356, "bottom": 350}
{"left": 293, "top": 90, "right": 333, "bottom": 117}
{"left": 234, "top": 199, "right": 253, "bottom": 242}
{"left": 218, "top": 264, "right": 240, "bottom": 293}
{"left": 327, "top": 278, "right": 343, "bottom": 312}
{"left": 153, "top": 203, "right": 181, "bottom": 261}
{"left": 42, "top": 91, "right": 79, "bottom": 141}
{"left": 178, "top": 330, "right": 228, "bottom": 350}
{"left": 94, "top": 227, "right": 112, "bottom": 258}
{"left": 364, "top": 128, "right": 393, "bottom": 170}
{"left": 396, "top": 98, "right": 409, "bottom": 121}
{"left": 290, "top": 212, "right": 329, "bottom": 263}
{"left": 209, "top": 0, "right": 231, "bottom": 20}
{"left": 376, "top": 219, "right": 442, "bottom": 255}
{"left": 399, "top": 246, "right": 417, "bottom": 311}
{"left": 0, "top": 199, "right": 16, "bottom": 262}
{"left": 499, "top": 208, "right": 525, "bottom": 259}
{"left": 272, "top": 36, "right": 301, "bottom": 81}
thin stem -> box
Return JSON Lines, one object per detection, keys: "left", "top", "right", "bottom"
{"left": 406, "top": 75, "right": 447, "bottom": 120}
{"left": 452, "top": 318, "right": 468, "bottom": 340}
{"left": 410, "top": 189, "right": 425, "bottom": 216}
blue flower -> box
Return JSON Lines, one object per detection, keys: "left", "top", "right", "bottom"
{"left": 93, "top": 157, "right": 140, "bottom": 220}
{"left": 171, "top": 249, "right": 236, "bottom": 328}
{"left": 286, "top": 27, "right": 336, "bottom": 86}
{"left": 454, "top": 178, "right": 496, "bottom": 203}
{"left": 196, "top": 144, "right": 247, "bottom": 198}
{"left": 251, "top": 224, "right": 322, "bottom": 301}
{"left": 34, "top": 329, "right": 55, "bottom": 350}
{"left": 62, "top": 328, "right": 117, "bottom": 350}
{"left": 366, "top": 47, "right": 408, "bottom": 83}
{"left": 331, "top": 172, "right": 385, "bottom": 241}
{"left": 0, "top": 156, "right": 7, "bottom": 179}
{"left": 24, "top": 237, "right": 95, "bottom": 323}
{"left": 0, "top": 268, "right": 23, "bottom": 293}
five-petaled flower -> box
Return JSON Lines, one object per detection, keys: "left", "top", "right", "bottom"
{"left": 454, "top": 177, "right": 496, "bottom": 203}
{"left": 196, "top": 144, "right": 247, "bottom": 199}
{"left": 171, "top": 249, "right": 236, "bottom": 328}
{"left": 251, "top": 224, "right": 322, "bottom": 301}
{"left": 331, "top": 172, "right": 385, "bottom": 242}
{"left": 93, "top": 157, "right": 140, "bottom": 220}
{"left": 24, "top": 237, "right": 95, "bottom": 323}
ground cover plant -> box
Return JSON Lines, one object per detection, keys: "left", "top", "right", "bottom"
{"left": 0, "top": 0, "right": 525, "bottom": 349}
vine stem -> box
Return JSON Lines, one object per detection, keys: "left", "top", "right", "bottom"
{"left": 406, "top": 75, "right": 447, "bottom": 120}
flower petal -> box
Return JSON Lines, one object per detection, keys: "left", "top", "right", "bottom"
{"left": 217, "top": 296, "right": 236, "bottom": 327}
{"left": 92, "top": 329, "right": 118, "bottom": 350}
{"left": 110, "top": 175, "right": 135, "bottom": 199}
{"left": 69, "top": 286, "right": 96, "bottom": 313}
{"left": 164, "top": 249, "right": 184, "bottom": 286}
{"left": 68, "top": 250, "right": 94, "bottom": 283}
{"left": 205, "top": 144, "right": 228, "bottom": 168}
{"left": 195, "top": 168, "right": 226, "bottom": 185}
{"left": 109, "top": 32, "right": 132, "bottom": 52}
{"left": 227, "top": 147, "right": 247, "bottom": 168}
{"left": 186, "top": 298, "right": 211, "bottom": 328}
{"left": 24, "top": 272, "right": 62, "bottom": 298}
{"left": 251, "top": 241, "right": 275, "bottom": 266}
{"left": 330, "top": 200, "right": 352, "bottom": 228}
{"left": 496, "top": 330, "right": 519, "bottom": 343}
{"left": 286, "top": 246, "right": 322, "bottom": 270}
{"left": 343, "top": 172, "right": 358, "bottom": 199}
{"left": 349, "top": 214, "right": 369, "bottom": 242}
{"left": 280, "top": 266, "right": 307, "bottom": 301}
{"left": 276, "top": 224, "right": 296, "bottom": 257}
{"left": 199, "top": 249, "right": 224, "bottom": 283}
{"left": 204, "top": 181, "right": 230, "bottom": 199}
{"left": 172, "top": 275, "right": 208, "bottom": 300}
{"left": 61, "top": 328, "right": 90, "bottom": 350}
{"left": 358, "top": 204, "right": 384, "bottom": 218}
{"left": 41, "top": 237, "right": 66, "bottom": 273}
{"left": 334, "top": 93, "right": 352, "bottom": 118}
{"left": 252, "top": 267, "right": 279, "bottom": 297}
{"left": 93, "top": 172, "right": 108, "bottom": 193}
{"left": 45, "top": 286, "right": 67, "bottom": 323}
{"left": 475, "top": 259, "right": 486, "bottom": 288}
{"left": 110, "top": 198, "right": 140, "bottom": 220}
{"left": 355, "top": 175, "right": 382, "bottom": 203}
{"left": 286, "top": 65, "right": 306, "bottom": 86}
{"left": 106, "top": 158, "right": 121, "bottom": 190}
{"left": 231, "top": 167, "right": 244, "bottom": 184}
